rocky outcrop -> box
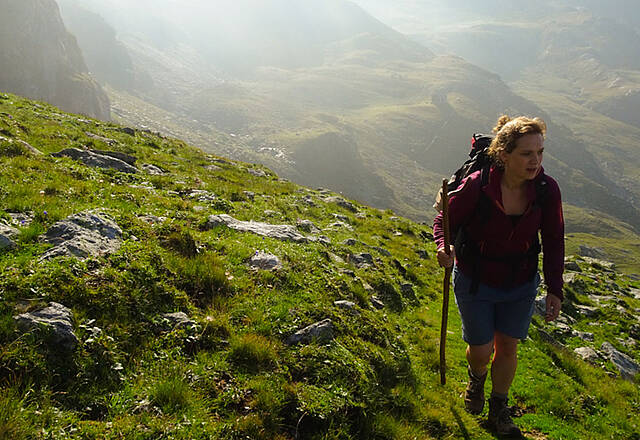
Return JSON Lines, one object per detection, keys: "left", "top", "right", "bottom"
{"left": 51, "top": 148, "right": 138, "bottom": 173}
{"left": 0, "top": 221, "right": 19, "bottom": 251}
{"left": 0, "top": 0, "right": 110, "bottom": 120}
{"left": 41, "top": 211, "right": 123, "bottom": 260}
{"left": 285, "top": 319, "right": 334, "bottom": 345}
{"left": 248, "top": 251, "right": 282, "bottom": 271}
{"left": 14, "top": 302, "right": 78, "bottom": 351}
{"left": 601, "top": 342, "right": 639, "bottom": 381}
{"left": 205, "top": 214, "right": 310, "bottom": 243}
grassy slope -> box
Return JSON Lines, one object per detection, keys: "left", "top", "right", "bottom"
{"left": 1, "top": 92, "right": 639, "bottom": 439}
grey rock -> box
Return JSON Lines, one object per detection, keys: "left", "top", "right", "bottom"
{"left": 90, "top": 149, "right": 137, "bottom": 165}
{"left": 370, "top": 296, "right": 385, "bottom": 309}
{"left": 118, "top": 127, "right": 136, "bottom": 136}
{"left": 41, "top": 211, "right": 123, "bottom": 260}
{"left": 247, "top": 168, "right": 267, "bottom": 177}
{"left": 162, "top": 312, "right": 196, "bottom": 329}
{"left": 301, "top": 195, "right": 316, "bottom": 206}
{"left": 205, "top": 214, "right": 309, "bottom": 243}
{"left": 332, "top": 213, "right": 350, "bottom": 223}
{"left": 334, "top": 300, "right": 356, "bottom": 311}
{"left": 8, "top": 212, "right": 34, "bottom": 227}
{"left": 85, "top": 132, "right": 119, "bottom": 146}
{"left": 534, "top": 296, "right": 547, "bottom": 317}
{"left": 0, "top": 221, "right": 18, "bottom": 251}
{"left": 372, "top": 246, "right": 391, "bottom": 257}
{"left": 14, "top": 302, "right": 78, "bottom": 350}
{"left": 138, "top": 214, "right": 166, "bottom": 224}
{"left": 582, "top": 256, "right": 615, "bottom": 271}
{"left": 574, "top": 346, "right": 600, "bottom": 363}
{"left": 263, "top": 210, "right": 278, "bottom": 217}
{"left": 141, "top": 163, "right": 165, "bottom": 175}
{"left": 630, "top": 324, "right": 640, "bottom": 340}
{"left": 296, "top": 219, "right": 320, "bottom": 234}
{"left": 576, "top": 331, "right": 595, "bottom": 342}
{"left": 600, "top": 342, "right": 640, "bottom": 381}
{"left": 579, "top": 245, "right": 606, "bottom": 259}
{"left": 51, "top": 148, "right": 138, "bottom": 173}
{"left": 328, "top": 221, "right": 353, "bottom": 231}
{"left": 243, "top": 191, "right": 255, "bottom": 201}
{"left": 349, "top": 253, "right": 374, "bottom": 268}
{"left": 565, "top": 261, "right": 582, "bottom": 272}
{"left": 328, "top": 252, "right": 345, "bottom": 264}
{"left": 286, "top": 319, "right": 334, "bottom": 345}
{"left": 249, "top": 251, "right": 281, "bottom": 271}
{"left": 630, "top": 288, "right": 640, "bottom": 300}
{"left": 401, "top": 283, "right": 417, "bottom": 302}
{"left": 323, "top": 196, "right": 358, "bottom": 212}
{"left": 417, "top": 249, "right": 429, "bottom": 259}
{"left": 187, "top": 190, "right": 217, "bottom": 202}
{"left": 343, "top": 238, "right": 357, "bottom": 246}
{"left": 205, "top": 164, "right": 221, "bottom": 172}
{"left": 315, "top": 235, "right": 331, "bottom": 245}
{"left": 574, "top": 304, "right": 599, "bottom": 318}
{"left": 563, "top": 273, "right": 578, "bottom": 284}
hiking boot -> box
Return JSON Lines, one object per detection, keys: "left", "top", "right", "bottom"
{"left": 488, "top": 396, "right": 522, "bottom": 438}
{"left": 464, "top": 366, "right": 487, "bottom": 414}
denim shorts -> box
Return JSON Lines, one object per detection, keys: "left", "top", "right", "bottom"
{"left": 453, "top": 266, "right": 540, "bottom": 346}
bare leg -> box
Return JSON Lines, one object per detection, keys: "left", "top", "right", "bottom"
{"left": 466, "top": 340, "right": 494, "bottom": 376}
{"left": 490, "top": 331, "right": 519, "bottom": 394}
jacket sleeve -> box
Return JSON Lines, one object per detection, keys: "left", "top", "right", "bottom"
{"left": 540, "top": 176, "right": 565, "bottom": 300}
{"left": 433, "top": 174, "right": 481, "bottom": 251}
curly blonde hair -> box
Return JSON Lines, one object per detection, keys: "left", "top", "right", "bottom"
{"left": 488, "top": 115, "right": 547, "bottom": 167}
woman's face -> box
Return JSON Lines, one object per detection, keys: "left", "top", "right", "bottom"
{"left": 500, "top": 133, "right": 544, "bottom": 181}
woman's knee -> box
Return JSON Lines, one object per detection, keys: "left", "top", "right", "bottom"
{"left": 494, "top": 332, "right": 519, "bottom": 357}
{"left": 467, "top": 341, "right": 494, "bottom": 364}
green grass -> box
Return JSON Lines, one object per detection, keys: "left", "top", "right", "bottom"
{"left": 0, "top": 92, "right": 638, "bottom": 439}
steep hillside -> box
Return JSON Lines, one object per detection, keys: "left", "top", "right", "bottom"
{"left": 0, "top": 0, "right": 110, "bottom": 120}
{"left": 1, "top": 93, "right": 640, "bottom": 439}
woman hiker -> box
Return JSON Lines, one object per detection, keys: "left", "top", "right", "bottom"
{"left": 433, "top": 115, "right": 564, "bottom": 437}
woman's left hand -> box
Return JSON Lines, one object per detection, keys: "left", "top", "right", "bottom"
{"left": 545, "top": 294, "right": 562, "bottom": 322}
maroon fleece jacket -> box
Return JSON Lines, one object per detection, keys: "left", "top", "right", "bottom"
{"left": 433, "top": 166, "right": 565, "bottom": 299}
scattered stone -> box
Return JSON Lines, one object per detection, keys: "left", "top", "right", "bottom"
{"left": 301, "top": 195, "right": 316, "bottom": 206}
{"left": 563, "top": 273, "right": 579, "bottom": 284}
{"left": 340, "top": 269, "right": 356, "bottom": 277}
{"left": 205, "top": 214, "right": 309, "bottom": 243}
{"left": 296, "top": 219, "right": 320, "bottom": 234}
{"left": 349, "top": 253, "right": 374, "bottom": 268}
{"left": 372, "top": 246, "right": 391, "bottom": 257}
{"left": 51, "top": 148, "right": 138, "bottom": 173}
{"left": 328, "top": 221, "right": 353, "bottom": 231}
{"left": 141, "top": 163, "right": 165, "bottom": 175}
{"left": 328, "top": 252, "right": 344, "bottom": 264}
{"left": 86, "top": 132, "right": 119, "bottom": 146}
{"left": 162, "top": 312, "right": 196, "bottom": 329}
{"left": 576, "top": 331, "right": 595, "bottom": 342}
{"left": 249, "top": 251, "right": 281, "bottom": 271}
{"left": 118, "top": 127, "right": 136, "bottom": 136}
{"left": 630, "top": 288, "right": 640, "bottom": 300}
{"left": 286, "top": 319, "right": 334, "bottom": 345}
{"left": 334, "top": 300, "right": 356, "bottom": 311}
{"left": 324, "top": 196, "right": 358, "bottom": 212}
{"left": 574, "top": 346, "right": 600, "bottom": 363}
{"left": 573, "top": 304, "right": 599, "bottom": 318}
{"left": 579, "top": 245, "right": 606, "bottom": 259}
{"left": 138, "top": 214, "right": 166, "bottom": 224}
{"left": 247, "top": 168, "right": 267, "bottom": 177}
{"left": 600, "top": 342, "right": 639, "bottom": 381}
{"left": 0, "top": 221, "right": 18, "bottom": 251}
{"left": 14, "top": 302, "right": 78, "bottom": 350}
{"left": 8, "top": 212, "right": 34, "bottom": 227}
{"left": 343, "top": 238, "right": 357, "bottom": 246}
{"left": 370, "top": 296, "right": 385, "bottom": 309}
{"left": 534, "top": 296, "right": 547, "bottom": 317}
{"left": 263, "top": 210, "right": 278, "bottom": 217}
{"left": 205, "top": 164, "right": 221, "bottom": 172}
{"left": 187, "top": 190, "right": 217, "bottom": 202}
{"left": 565, "top": 261, "right": 582, "bottom": 272}
{"left": 582, "top": 256, "right": 615, "bottom": 271}
{"left": 332, "top": 213, "right": 350, "bottom": 223}
{"left": 417, "top": 249, "right": 429, "bottom": 259}
{"left": 629, "top": 324, "right": 640, "bottom": 340}
{"left": 90, "top": 149, "right": 137, "bottom": 165}
{"left": 41, "top": 211, "right": 123, "bottom": 260}
{"left": 243, "top": 191, "right": 255, "bottom": 201}
{"left": 314, "top": 235, "right": 331, "bottom": 245}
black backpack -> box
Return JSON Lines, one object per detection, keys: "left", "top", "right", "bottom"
{"left": 433, "top": 133, "right": 493, "bottom": 212}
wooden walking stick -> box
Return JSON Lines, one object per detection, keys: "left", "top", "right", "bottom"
{"left": 439, "top": 178, "right": 452, "bottom": 385}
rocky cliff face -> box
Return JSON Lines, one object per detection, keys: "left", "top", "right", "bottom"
{"left": 0, "top": 0, "right": 110, "bottom": 120}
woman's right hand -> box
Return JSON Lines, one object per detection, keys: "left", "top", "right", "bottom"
{"left": 436, "top": 245, "right": 455, "bottom": 268}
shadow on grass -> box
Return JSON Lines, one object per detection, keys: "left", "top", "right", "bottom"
{"left": 450, "top": 405, "right": 472, "bottom": 440}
